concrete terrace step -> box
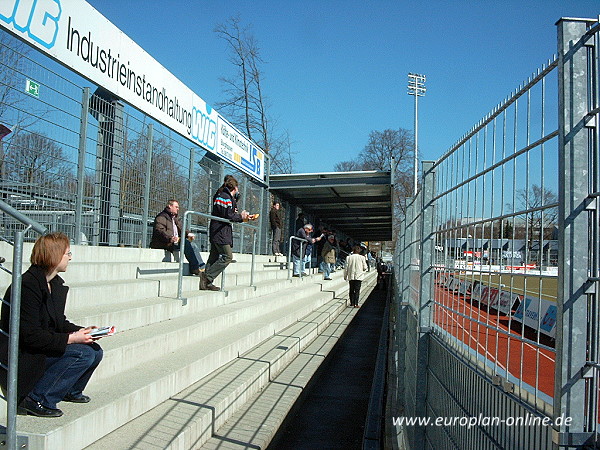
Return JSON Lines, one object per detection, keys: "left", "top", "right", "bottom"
{"left": 0, "top": 242, "right": 275, "bottom": 265}
{"left": 0, "top": 241, "right": 277, "bottom": 289}
{"left": 64, "top": 270, "right": 344, "bottom": 330}
{"left": 79, "top": 279, "right": 341, "bottom": 383}
{"left": 200, "top": 276, "right": 378, "bottom": 450}
{"left": 84, "top": 297, "right": 353, "bottom": 450}
{"left": 13, "top": 277, "right": 358, "bottom": 449}
{"left": 62, "top": 262, "right": 291, "bottom": 309}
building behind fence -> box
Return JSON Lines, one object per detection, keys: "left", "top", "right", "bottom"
{"left": 389, "top": 18, "right": 600, "bottom": 449}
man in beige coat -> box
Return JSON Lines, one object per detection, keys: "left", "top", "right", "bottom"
{"left": 344, "top": 245, "right": 368, "bottom": 307}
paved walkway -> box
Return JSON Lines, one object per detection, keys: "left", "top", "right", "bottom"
{"left": 269, "top": 282, "right": 387, "bottom": 449}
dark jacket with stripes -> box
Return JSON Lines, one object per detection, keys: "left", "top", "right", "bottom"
{"left": 209, "top": 187, "right": 243, "bottom": 246}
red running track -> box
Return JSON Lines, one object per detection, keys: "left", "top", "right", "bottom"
{"left": 433, "top": 283, "right": 555, "bottom": 398}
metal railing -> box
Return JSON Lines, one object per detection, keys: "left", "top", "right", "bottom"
{"left": 390, "top": 17, "right": 600, "bottom": 450}
{"left": 177, "top": 210, "right": 259, "bottom": 302}
{"left": 0, "top": 200, "right": 47, "bottom": 450}
{"left": 287, "top": 236, "right": 307, "bottom": 279}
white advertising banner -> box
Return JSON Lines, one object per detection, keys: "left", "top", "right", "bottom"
{"left": 0, "top": 0, "right": 265, "bottom": 182}
{"left": 513, "top": 296, "right": 557, "bottom": 338}
{"left": 471, "top": 282, "right": 482, "bottom": 301}
{"left": 458, "top": 280, "right": 471, "bottom": 296}
{"left": 478, "top": 286, "right": 491, "bottom": 305}
{"left": 489, "top": 290, "right": 519, "bottom": 315}
{"left": 447, "top": 277, "right": 460, "bottom": 292}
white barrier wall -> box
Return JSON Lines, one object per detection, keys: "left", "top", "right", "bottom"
{"left": 440, "top": 275, "right": 557, "bottom": 338}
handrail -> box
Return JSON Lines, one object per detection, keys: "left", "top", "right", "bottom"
{"left": 177, "top": 210, "right": 259, "bottom": 302}
{"left": 288, "top": 236, "right": 307, "bottom": 279}
{"left": 0, "top": 200, "right": 47, "bottom": 450}
{"left": 5, "top": 227, "right": 30, "bottom": 450}
{"left": 0, "top": 199, "right": 47, "bottom": 235}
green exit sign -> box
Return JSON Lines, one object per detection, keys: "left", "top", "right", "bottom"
{"left": 25, "top": 79, "right": 40, "bottom": 98}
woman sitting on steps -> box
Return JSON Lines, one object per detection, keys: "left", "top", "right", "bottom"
{"left": 0, "top": 232, "right": 104, "bottom": 417}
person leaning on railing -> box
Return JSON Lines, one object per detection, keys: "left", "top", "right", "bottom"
{"left": 0, "top": 232, "right": 103, "bottom": 417}
{"left": 291, "top": 224, "right": 323, "bottom": 277}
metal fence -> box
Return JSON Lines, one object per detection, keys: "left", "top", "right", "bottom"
{"left": 390, "top": 18, "right": 600, "bottom": 449}
{"left": 0, "top": 30, "right": 271, "bottom": 253}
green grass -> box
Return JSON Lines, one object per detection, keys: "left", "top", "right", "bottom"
{"left": 453, "top": 272, "right": 557, "bottom": 302}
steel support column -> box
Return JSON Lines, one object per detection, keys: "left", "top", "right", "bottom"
{"left": 555, "top": 17, "right": 598, "bottom": 449}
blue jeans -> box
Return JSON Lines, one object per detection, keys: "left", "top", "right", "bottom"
{"left": 174, "top": 240, "right": 204, "bottom": 272}
{"left": 320, "top": 262, "right": 333, "bottom": 278}
{"left": 292, "top": 255, "right": 307, "bottom": 275}
{"left": 303, "top": 254, "right": 311, "bottom": 271}
{"left": 29, "top": 343, "right": 103, "bottom": 409}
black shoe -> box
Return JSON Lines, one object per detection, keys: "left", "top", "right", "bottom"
{"left": 190, "top": 268, "right": 200, "bottom": 276}
{"left": 18, "top": 396, "right": 63, "bottom": 417}
{"left": 324, "top": 277, "right": 332, "bottom": 280}
{"left": 199, "top": 272, "right": 208, "bottom": 290}
{"left": 205, "top": 283, "right": 220, "bottom": 291}
{"left": 292, "top": 274, "right": 300, "bottom": 277}
{"left": 63, "top": 393, "right": 91, "bottom": 403}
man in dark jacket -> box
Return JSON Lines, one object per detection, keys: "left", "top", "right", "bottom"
{"left": 199, "top": 176, "right": 248, "bottom": 291}
{"left": 270, "top": 201, "right": 283, "bottom": 256}
{"left": 150, "top": 199, "right": 204, "bottom": 274}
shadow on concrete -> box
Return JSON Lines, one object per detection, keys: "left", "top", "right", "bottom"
{"left": 268, "top": 284, "right": 387, "bottom": 450}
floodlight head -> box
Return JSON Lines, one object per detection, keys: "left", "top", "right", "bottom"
{"left": 407, "top": 72, "right": 427, "bottom": 96}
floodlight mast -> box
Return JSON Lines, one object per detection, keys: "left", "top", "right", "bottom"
{"left": 407, "top": 73, "right": 426, "bottom": 196}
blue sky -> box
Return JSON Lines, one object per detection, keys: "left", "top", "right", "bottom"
{"left": 86, "top": 0, "right": 599, "bottom": 174}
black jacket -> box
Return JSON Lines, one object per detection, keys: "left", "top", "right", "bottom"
{"left": 0, "top": 265, "right": 82, "bottom": 402}
{"left": 291, "top": 227, "right": 313, "bottom": 257}
{"left": 150, "top": 208, "right": 182, "bottom": 250}
{"left": 209, "top": 187, "right": 243, "bottom": 246}
{"left": 269, "top": 208, "right": 282, "bottom": 229}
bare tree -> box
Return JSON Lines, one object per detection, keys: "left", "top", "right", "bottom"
{"left": 360, "top": 129, "right": 413, "bottom": 173}
{"left": 335, "top": 128, "right": 415, "bottom": 246}
{"left": 0, "top": 31, "right": 44, "bottom": 132}
{"left": 148, "top": 137, "right": 188, "bottom": 214}
{"left": 120, "top": 122, "right": 148, "bottom": 213}
{"left": 214, "top": 16, "right": 294, "bottom": 174}
{"left": 336, "top": 127, "right": 414, "bottom": 204}
{"left": 334, "top": 160, "right": 363, "bottom": 172}
{"left": 268, "top": 130, "right": 294, "bottom": 174}
{"left": 214, "top": 17, "right": 254, "bottom": 140}
{"left": 4, "top": 131, "right": 70, "bottom": 187}
{"left": 516, "top": 184, "right": 558, "bottom": 241}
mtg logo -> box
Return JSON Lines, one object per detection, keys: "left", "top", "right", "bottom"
{"left": 0, "top": 0, "right": 62, "bottom": 49}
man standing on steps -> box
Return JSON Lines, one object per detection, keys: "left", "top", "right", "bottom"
{"left": 200, "top": 175, "right": 248, "bottom": 291}
{"left": 270, "top": 201, "right": 284, "bottom": 256}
